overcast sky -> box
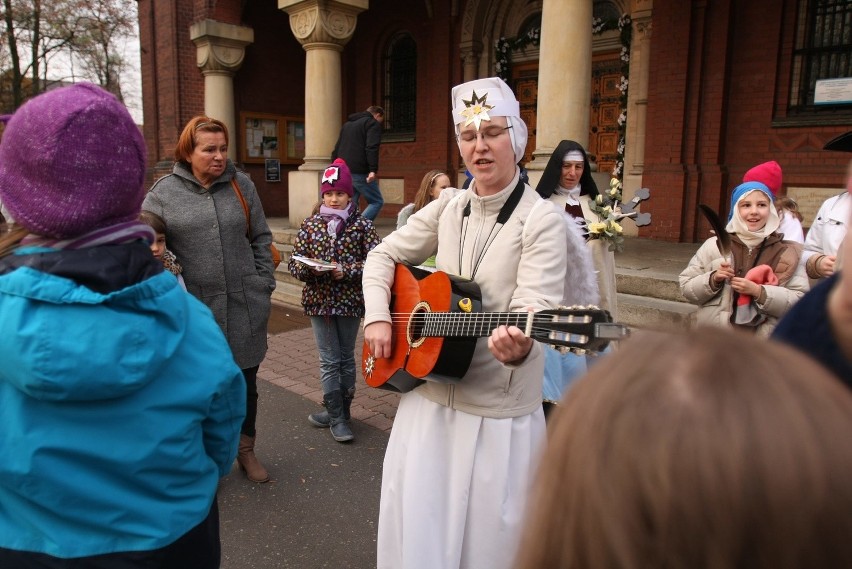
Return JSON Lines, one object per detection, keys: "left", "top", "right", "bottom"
{"left": 48, "top": 20, "right": 143, "bottom": 124}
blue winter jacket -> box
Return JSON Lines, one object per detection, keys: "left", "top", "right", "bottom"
{"left": 0, "top": 243, "right": 246, "bottom": 558}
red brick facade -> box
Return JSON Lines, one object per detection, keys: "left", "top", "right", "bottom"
{"left": 138, "top": 0, "right": 852, "bottom": 240}
{"left": 642, "top": 0, "right": 851, "bottom": 241}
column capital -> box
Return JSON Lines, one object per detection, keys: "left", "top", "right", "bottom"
{"left": 279, "top": 0, "right": 368, "bottom": 48}
{"left": 190, "top": 19, "right": 254, "bottom": 75}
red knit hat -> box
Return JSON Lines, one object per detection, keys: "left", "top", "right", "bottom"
{"left": 742, "top": 161, "right": 782, "bottom": 196}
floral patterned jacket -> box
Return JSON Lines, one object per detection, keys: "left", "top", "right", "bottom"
{"left": 288, "top": 211, "right": 381, "bottom": 317}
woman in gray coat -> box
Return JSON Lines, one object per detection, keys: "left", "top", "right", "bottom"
{"left": 143, "top": 116, "right": 276, "bottom": 483}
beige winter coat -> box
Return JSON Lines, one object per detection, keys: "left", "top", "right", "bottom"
{"left": 362, "top": 173, "right": 569, "bottom": 418}
{"left": 679, "top": 233, "right": 808, "bottom": 337}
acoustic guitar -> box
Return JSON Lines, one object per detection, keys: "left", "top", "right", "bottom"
{"left": 362, "top": 264, "right": 629, "bottom": 393}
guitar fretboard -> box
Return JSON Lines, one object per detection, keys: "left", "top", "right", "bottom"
{"left": 418, "top": 312, "right": 535, "bottom": 338}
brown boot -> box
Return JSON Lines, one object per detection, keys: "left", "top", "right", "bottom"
{"left": 237, "top": 434, "right": 270, "bottom": 483}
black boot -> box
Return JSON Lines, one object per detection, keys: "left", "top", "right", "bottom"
{"left": 324, "top": 390, "right": 354, "bottom": 443}
{"left": 341, "top": 386, "right": 355, "bottom": 421}
{"left": 307, "top": 387, "right": 355, "bottom": 427}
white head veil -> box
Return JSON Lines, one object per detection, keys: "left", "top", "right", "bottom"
{"left": 451, "top": 77, "right": 528, "bottom": 164}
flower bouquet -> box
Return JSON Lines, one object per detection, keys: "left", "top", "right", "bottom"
{"left": 587, "top": 178, "right": 652, "bottom": 252}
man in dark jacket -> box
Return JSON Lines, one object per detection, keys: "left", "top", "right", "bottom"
{"left": 332, "top": 106, "right": 384, "bottom": 220}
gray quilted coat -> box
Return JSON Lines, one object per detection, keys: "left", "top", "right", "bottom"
{"left": 143, "top": 161, "right": 275, "bottom": 369}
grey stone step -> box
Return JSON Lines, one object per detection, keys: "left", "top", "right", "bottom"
{"left": 616, "top": 269, "right": 686, "bottom": 303}
{"left": 617, "top": 293, "right": 697, "bottom": 331}
{"left": 272, "top": 281, "right": 303, "bottom": 308}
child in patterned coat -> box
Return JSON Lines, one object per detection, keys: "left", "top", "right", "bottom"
{"left": 288, "top": 158, "right": 381, "bottom": 442}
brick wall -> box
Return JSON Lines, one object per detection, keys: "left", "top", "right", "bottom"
{"left": 140, "top": 0, "right": 851, "bottom": 238}
{"left": 642, "top": 0, "right": 852, "bottom": 242}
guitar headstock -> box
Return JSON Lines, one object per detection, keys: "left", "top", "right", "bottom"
{"left": 532, "top": 305, "right": 629, "bottom": 353}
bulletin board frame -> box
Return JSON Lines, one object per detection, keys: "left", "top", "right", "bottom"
{"left": 240, "top": 112, "right": 305, "bottom": 165}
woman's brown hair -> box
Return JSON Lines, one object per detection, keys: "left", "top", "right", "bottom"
{"left": 515, "top": 327, "right": 852, "bottom": 569}
{"left": 413, "top": 170, "right": 447, "bottom": 213}
{"left": 173, "top": 116, "right": 229, "bottom": 164}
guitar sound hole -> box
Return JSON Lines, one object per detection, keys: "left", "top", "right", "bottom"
{"left": 407, "top": 302, "right": 431, "bottom": 347}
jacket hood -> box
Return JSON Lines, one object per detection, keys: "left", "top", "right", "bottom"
{"left": 0, "top": 259, "right": 189, "bottom": 402}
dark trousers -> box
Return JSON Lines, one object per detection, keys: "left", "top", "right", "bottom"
{"left": 241, "top": 365, "right": 260, "bottom": 437}
{"left": 0, "top": 498, "right": 220, "bottom": 569}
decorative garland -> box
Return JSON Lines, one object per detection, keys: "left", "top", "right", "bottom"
{"left": 495, "top": 14, "right": 632, "bottom": 180}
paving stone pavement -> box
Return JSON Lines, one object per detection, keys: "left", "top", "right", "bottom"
{"left": 260, "top": 310, "right": 400, "bottom": 432}
{"left": 217, "top": 305, "right": 394, "bottom": 569}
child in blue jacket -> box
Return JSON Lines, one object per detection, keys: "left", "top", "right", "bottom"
{"left": 0, "top": 83, "right": 245, "bottom": 568}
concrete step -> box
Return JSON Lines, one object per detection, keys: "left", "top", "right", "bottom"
{"left": 274, "top": 269, "right": 302, "bottom": 287}
{"left": 616, "top": 269, "right": 685, "bottom": 303}
{"left": 617, "top": 293, "right": 697, "bottom": 331}
{"left": 272, "top": 280, "right": 303, "bottom": 308}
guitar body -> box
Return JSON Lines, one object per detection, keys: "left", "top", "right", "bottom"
{"left": 362, "top": 264, "right": 626, "bottom": 393}
{"left": 362, "top": 264, "right": 481, "bottom": 392}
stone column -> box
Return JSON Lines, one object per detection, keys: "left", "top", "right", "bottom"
{"left": 526, "top": 0, "right": 592, "bottom": 181}
{"left": 279, "top": 0, "right": 367, "bottom": 226}
{"left": 620, "top": 2, "right": 652, "bottom": 237}
{"left": 460, "top": 41, "right": 482, "bottom": 82}
{"left": 190, "top": 20, "right": 254, "bottom": 165}
{"left": 624, "top": 6, "right": 652, "bottom": 181}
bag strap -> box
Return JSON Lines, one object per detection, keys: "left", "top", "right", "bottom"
{"left": 230, "top": 178, "right": 252, "bottom": 238}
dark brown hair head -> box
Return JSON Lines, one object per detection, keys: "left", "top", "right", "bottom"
{"left": 139, "top": 210, "right": 166, "bottom": 234}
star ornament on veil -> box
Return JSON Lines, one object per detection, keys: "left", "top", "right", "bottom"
{"left": 322, "top": 166, "right": 340, "bottom": 185}
{"left": 460, "top": 90, "right": 494, "bottom": 130}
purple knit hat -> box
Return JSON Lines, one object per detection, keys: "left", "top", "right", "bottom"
{"left": 0, "top": 83, "right": 146, "bottom": 238}
{"left": 320, "top": 158, "right": 354, "bottom": 197}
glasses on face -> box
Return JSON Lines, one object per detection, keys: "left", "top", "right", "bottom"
{"left": 458, "top": 125, "right": 513, "bottom": 144}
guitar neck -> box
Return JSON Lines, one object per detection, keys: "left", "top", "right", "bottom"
{"left": 419, "top": 312, "right": 535, "bottom": 338}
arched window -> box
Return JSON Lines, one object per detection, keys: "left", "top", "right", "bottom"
{"left": 593, "top": 0, "right": 622, "bottom": 22}
{"left": 789, "top": 0, "right": 852, "bottom": 115}
{"left": 383, "top": 33, "right": 417, "bottom": 138}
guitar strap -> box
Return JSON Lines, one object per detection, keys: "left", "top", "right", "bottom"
{"left": 459, "top": 178, "right": 526, "bottom": 278}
